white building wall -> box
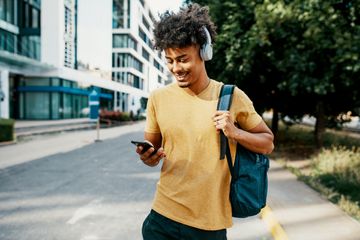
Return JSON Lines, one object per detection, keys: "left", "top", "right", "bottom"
{"left": 111, "top": 0, "right": 170, "bottom": 114}
{"left": 41, "top": 0, "right": 64, "bottom": 67}
{"left": 0, "top": 70, "right": 9, "bottom": 118}
{"left": 41, "top": 0, "right": 76, "bottom": 69}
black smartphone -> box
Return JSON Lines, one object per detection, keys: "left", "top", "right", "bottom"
{"left": 131, "top": 140, "right": 158, "bottom": 156}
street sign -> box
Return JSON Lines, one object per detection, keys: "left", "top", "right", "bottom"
{"left": 89, "top": 89, "right": 99, "bottom": 120}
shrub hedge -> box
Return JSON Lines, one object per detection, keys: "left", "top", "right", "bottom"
{"left": 0, "top": 118, "right": 15, "bottom": 142}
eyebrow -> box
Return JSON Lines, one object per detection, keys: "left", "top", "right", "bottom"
{"left": 165, "top": 54, "right": 187, "bottom": 60}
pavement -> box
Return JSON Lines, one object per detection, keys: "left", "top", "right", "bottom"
{"left": 1, "top": 119, "right": 360, "bottom": 240}
{"left": 14, "top": 118, "right": 97, "bottom": 139}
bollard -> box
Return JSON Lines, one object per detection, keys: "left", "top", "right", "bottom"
{"left": 95, "top": 117, "right": 102, "bottom": 142}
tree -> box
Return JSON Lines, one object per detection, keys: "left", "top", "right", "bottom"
{"left": 189, "top": 0, "right": 360, "bottom": 147}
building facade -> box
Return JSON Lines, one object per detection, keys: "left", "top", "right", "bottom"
{"left": 112, "top": 0, "right": 169, "bottom": 115}
{"left": 0, "top": 0, "right": 169, "bottom": 120}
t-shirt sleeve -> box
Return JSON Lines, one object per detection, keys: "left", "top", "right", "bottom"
{"left": 145, "top": 92, "right": 161, "bottom": 133}
{"left": 232, "top": 87, "right": 263, "bottom": 131}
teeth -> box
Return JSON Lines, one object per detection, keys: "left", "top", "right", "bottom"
{"left": 176, "top": 73, "right": 187, "bottom": 80}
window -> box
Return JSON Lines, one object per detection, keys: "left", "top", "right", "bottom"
{"left": 65, "top": 6, "right": 71, "bottom": 33}
{"left": 112, "top": 34, "right": 137, "bottom": 50}
{"left": 142, "top": 16, "right": 149, "bottom": 30}
{"left": 0, "top": 28, "right": 16, "bottom": 53}
{"left": 0, "top": 0, "right": 5, "bottom": 21}
{"left": 127, "top": 0, "right": 130, "bottom": 28}
{"left": 24, "top": 92, "right": 50, "bottom": 119}
{"left": 112, "top": 0, "right": 124, "bottom": 28}
{"left": 142, "top": 47, "right": 149, "bottom": 61}
{"left": 0, "top": 0, "right": 15, "bottom": 24}
{"left": 154, "top": 60, "right": 160, "bottom": 70}
{"left": 22, "top": 1, "right": 41, "bottom": 29}
{"left": 149, "top": 11, "right": 155, "bottom": 24}
{"left": 139, "top": 28, "right": 146, "bottom": 42}
{"left": 112, "top": 53, "right": 143, "bottom": 73}
{"left": 111, "top": 71, "right": 143, "bottom": 89}
{"left": 138, "top": 27, "right": 153, "bottom": 49}
{"left": 32, "top": 7, "right": 39, "bottom": 28}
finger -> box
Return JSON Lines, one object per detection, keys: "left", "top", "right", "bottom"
{"left": 213, "top": 110, "right": 229, "bottom": 117}
{"left": 141, "top": 147, "right": 156, "bottom": 158}
{"left": 213, "top": 113, "right": 230, "bottom": 122}
{"left": 142, "top": 148, "right": 165, "bottom": 162}
{"left": 144, "top": 149, "right": 166, "bottom": 166}
{"left": 136, "top": 146, "right": 143, "bottom": 154}
{"left": 215, "top": 123, "right": 224, "bottom": 130}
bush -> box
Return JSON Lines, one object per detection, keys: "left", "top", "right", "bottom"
{"left": 99, "top": 110, "right": 131, "bottom": 124}
{"left": 273, "top": 122, "right": 360, "bottom": 220}
{"left": 0, "top": 118, "right": 15, "bottom": 142}
{"left": 311, "top": 147, "right": 360, "bottom": 202}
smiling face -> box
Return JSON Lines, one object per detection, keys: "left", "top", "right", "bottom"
{"left": 165, "top": 45, "right": 208, "bottom": 93}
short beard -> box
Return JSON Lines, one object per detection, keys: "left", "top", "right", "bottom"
{"left": 177, "top": 82, "right": 190, "bottom": 88}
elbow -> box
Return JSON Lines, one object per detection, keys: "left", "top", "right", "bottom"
{"left": 266, "top": 142, "right": 275, "bottom": 155}
{"left": 259, "top": 143, "right": 274, "bottom": 155}
{"left": 262, "top": 136, "right": 275, "bottom": 155}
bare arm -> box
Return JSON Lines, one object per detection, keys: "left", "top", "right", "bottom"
{"left": 213, "top": 111, "right": 274, "bottom": 154}
{"left": 135, "top": 132, "right": 165, "bottom": 167}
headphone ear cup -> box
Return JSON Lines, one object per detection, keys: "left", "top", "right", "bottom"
{"left": 200, "top": 43, "right": 213, "bottom": 61}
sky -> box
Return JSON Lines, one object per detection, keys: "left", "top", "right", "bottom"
{"left": 150, "top": 0, "right": 185, "bottom": 15}
{"left": 77, "top": 0, "right": 112, "bottom": 71}
{"left": 77, "top": 0, "right": 184, "bottom": 72}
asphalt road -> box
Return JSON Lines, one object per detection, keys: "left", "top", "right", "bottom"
{"left": 0, "top": 124, "right": 272, "bottom": 240}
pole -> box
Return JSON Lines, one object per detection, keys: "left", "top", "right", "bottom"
{"left": 95, "top": 117, "right": 101, "bottom": 142}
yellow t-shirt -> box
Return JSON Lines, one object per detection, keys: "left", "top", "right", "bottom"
{"left": 145, "top": 79, "right": 262, "bottom": 230}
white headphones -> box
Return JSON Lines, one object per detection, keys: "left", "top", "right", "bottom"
{"left": 199, "top": 26, "right": 213, "bottom": 61}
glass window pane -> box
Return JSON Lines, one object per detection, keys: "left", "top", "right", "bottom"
{"left": 63, "top": 93, "right": 72, "bottom": 118}
{"left": 25, "top": 92, "right": 50, "bottom": 119}
{"left": 24, "top": 78, "right": 49, "bottom": 86}
{"left": 51, "top": 78, "right": 60, "bottom": 86}
{"left": 32, "top": 8, "right": 39, "bottom": 28}
{"left": 51, "top": 92, "right": 60, "bottom": 119}
{"left": 0, "top": 0, "right": 5, "bottom": 21}
{"left": 63, "top": 80, "right": 72, "bottom": 87}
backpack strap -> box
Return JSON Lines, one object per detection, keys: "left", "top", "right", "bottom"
{"left": 217, "top": 85, "right": 235, "bottom": 160}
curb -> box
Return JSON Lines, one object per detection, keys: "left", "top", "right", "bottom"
{"left": 260, "top": 206, "right": 289, "bottom": 240}
{"left": 0, "top": 140, "right": 17, "bottom": 147}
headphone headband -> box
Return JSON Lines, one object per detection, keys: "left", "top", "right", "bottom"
{"left": 201, "top": 26, "right": 212, "bottom": 45}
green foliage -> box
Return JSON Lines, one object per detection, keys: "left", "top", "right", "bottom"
{"left": 189, "top": 0, "right": 360, "bottom": 133}
{"left": 0, "top": 118, "right": 15, "bottom": 142}
{"left": 312, "top": 147, "right": 360, "bottom": 188}
{"left": 272, "top": 122, "right": 360, "bottom": 220}
{"left": 270, "top": 121, "right": 360, "bottom": 160}
{"left": 310, "top": 147, "right": 360, "bottom": 219}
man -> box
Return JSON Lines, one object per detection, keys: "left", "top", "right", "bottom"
{"left": 135, "top": 3, "right": 274, "bottom": 240}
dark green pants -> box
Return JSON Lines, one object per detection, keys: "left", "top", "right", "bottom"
{"left": 142, "top": 210, "right": 227, "bottom": 240}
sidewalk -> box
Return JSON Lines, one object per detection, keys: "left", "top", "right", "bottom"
{"left": 14, "top": 118, "right": 97, "bottom": 139}
{"left": 265, "top": 161, "right": 360, "bottom": 240}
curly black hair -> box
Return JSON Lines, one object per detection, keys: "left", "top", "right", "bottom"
{"left": 153, "top": 3, "right": 217, "bottom": 51}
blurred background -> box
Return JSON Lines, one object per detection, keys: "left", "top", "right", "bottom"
{"left": 0, "top": 0, "right": 360, "bottom": 239}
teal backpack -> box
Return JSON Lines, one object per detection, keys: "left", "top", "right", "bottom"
{"left": 217, "top": 84, "right": 270, "bottom": 218}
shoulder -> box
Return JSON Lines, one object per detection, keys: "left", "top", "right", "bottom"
{"left": 209, "top": 79, "right": 224, "bottom": 95}
{"left": 150, "top": 82, "right": 177, "bottom": 99}
{"left": 232, "top": 86, "right": 253, "bottom": 105}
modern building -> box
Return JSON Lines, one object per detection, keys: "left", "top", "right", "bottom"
{"left": 0, "top": 0, "right": 169, "bottom": 120}
{"left": 112, "top": 0, "right": 169, "bottom": 115}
